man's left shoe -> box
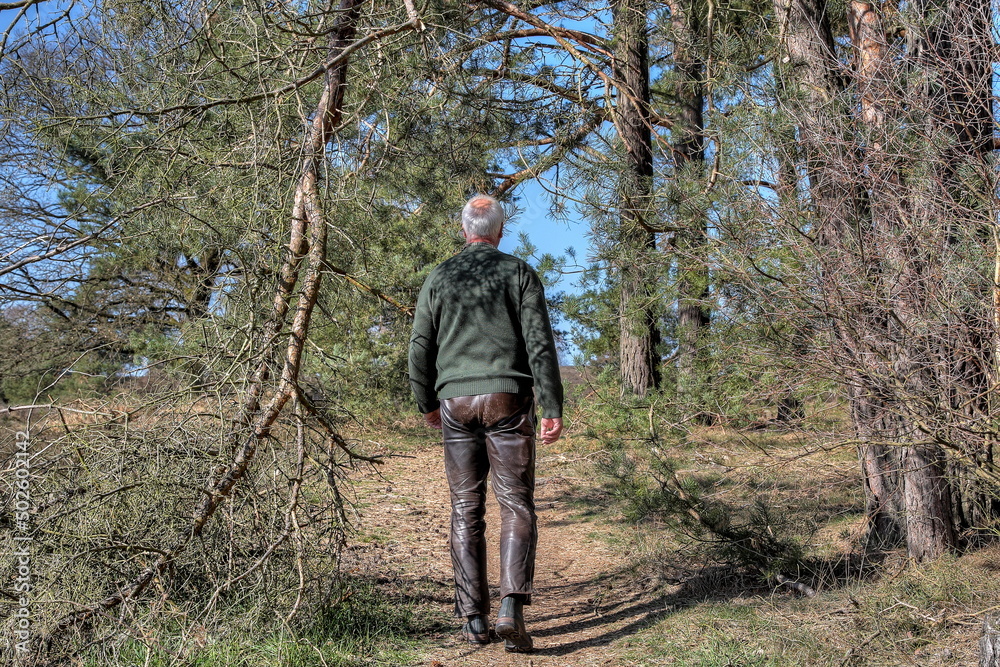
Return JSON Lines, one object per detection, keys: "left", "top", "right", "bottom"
{"left": 495, "top": 595, "right": 533, "bottom": 653}
{"left": 461, "top": 614, "right": 490, "bottom": 645}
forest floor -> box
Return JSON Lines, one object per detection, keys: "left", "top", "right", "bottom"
{"left": 342, "top": 418, "right": 1000, "bottom": 667}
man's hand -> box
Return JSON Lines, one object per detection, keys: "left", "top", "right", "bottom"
{"left": 424, "top": 408, "right": 442, "bottom": 430}
{"left": 539, "top": 417, "right": 563, "bottom": 444}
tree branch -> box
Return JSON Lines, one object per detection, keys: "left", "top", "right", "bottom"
{"left": 323, "top": 261, "right": 415, "bottom": 316}
{"left": 48, "top": 18, "right": 424, "bottom": 124}
{"left": 0, "top": 198, "right": 174, "bottom": 279}
{"left": 0, "top": 0, "right": 44, "bottom": 10}
{"left": 491, "top": 113, "right": 604, "bottom": 197}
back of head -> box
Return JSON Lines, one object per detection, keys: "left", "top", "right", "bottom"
{"left": 462, "top": 195, "right": 505, "bottom": 240}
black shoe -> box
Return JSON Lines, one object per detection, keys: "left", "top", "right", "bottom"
{"left": 461, "top": 614, "right": 490, "bottom": 645}
{"left": 495, "top": 595, "right": 533, "bottom": 653}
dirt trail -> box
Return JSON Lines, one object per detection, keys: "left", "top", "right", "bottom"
{"left": 348, "top": 441, "right": 666, "bottom": 666}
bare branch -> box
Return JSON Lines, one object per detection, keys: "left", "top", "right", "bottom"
{"left": 0, "top": 0, "right": 44, "bottom": 10}
{"left": 47, "top": 18, "right": 425, "bottom": 124}
{"left": 491, "top": 113, "right": 604, "bottom": 197}
{"left": 0, "top": 198, "right": 174, "bottom": 279}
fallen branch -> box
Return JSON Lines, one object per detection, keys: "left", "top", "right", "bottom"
{"left": 775, "top": 574, "right": 817, "bottom": 597}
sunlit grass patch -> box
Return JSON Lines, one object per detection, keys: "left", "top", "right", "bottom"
{"left": 77, "top": 577, "right": 447, "bottom": 667}
{"left": 620, "top": 598, "right": 843, "bottom": 666}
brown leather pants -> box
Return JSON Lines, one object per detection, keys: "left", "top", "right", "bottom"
{"left": 440, "top": 392, "right": 537, "bottom": 617}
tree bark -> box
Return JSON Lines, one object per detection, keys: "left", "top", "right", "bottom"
{"left": 612, "top": 0, "right": 660, "bottom": 396}
{"left": 903, "top": 444, "right": 957, "bottom": 560}
{"left": 851, "top": 388, "right": 905, "bottom": 545}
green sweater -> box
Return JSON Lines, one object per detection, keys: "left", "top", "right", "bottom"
{"left": 408, "top": 242, "right": 563, "bottom": 418}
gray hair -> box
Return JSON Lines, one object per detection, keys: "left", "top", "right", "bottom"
{"left": 461, "top": 195, "right": 505, "bottom": 240}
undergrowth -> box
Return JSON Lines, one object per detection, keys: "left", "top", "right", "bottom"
{"left": 592, "top": 422, "right": 807, "bottom": 581}
{"left": 570, "top": 389, "right": 996, "bottom": 666}
{"left": 77, "top": 577, "right": 444, "bottom": 667}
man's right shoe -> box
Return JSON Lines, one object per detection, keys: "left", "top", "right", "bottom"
{"left": 495, "top": 595, "right": 533, "bottom": 653}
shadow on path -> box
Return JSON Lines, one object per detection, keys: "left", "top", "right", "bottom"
{"left": 529, "top": 593, "right": 684, "bottom": 656}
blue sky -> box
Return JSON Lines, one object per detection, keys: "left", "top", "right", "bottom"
{"left": 498, "top": 178, "right": 591, "bottom": 277}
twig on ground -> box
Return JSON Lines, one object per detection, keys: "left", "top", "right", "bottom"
{"left": 775, "top": 574, "right": 816, "bottom": 597}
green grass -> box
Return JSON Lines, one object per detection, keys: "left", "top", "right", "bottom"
{"left": 619, "top": 600, "right": 843, "bottom": 666}
{"left": 78, "top": 578, "right": 448, "bottom": 667}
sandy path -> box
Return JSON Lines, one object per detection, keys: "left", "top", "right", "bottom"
{"left": 347, "top": 442, "right": 668, "bottom": 666}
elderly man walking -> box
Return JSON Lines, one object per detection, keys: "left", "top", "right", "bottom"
{"left": 408, "top": 195, "right": 563, "bottom": 652}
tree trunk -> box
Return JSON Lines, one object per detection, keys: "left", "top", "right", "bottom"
{"left": 843, "top": 0, "right": 995, "bottom": 558}
{"left": 189, "top": 248, "right": 223, "bottom": 319}
{"left": 895, "top": 0, "right": 992, "bottom": 556}
{"left": 776, "top": 0, "right": 956, "bottom": 557}
{"left": 936, "top": 0, "right": 997, "bottom": 543}
{"left": 776, "top": 393, "right": 803, "bottom": 423}
{"left": 612, "top": 0, "right": 660, "bottom": 396}
{"left": 903, "top": 445, "right": 957, "bottom": 560}
{"left": 845, "top": 0, "right": 906, "bottom": 548}
{"left": 668, "top": 0, "right": 709, "bottom": 409}
{"left": 772, "top": 0, "right": 844, "bottom": 219}
{"left": 847, "top": 0, "right": 959, "bottom": 558}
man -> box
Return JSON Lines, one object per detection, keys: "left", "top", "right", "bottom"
{"left": 408, "top": 195, "right": 563, "bottom": 653}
